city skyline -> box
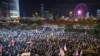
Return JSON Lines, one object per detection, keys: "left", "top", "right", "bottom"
{"left": 0, "top": 0, "right": 100, "bottom": 17}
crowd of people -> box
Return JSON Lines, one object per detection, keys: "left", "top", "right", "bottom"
{"left": 0, "top": 24, "right": 100, "bottom": 56}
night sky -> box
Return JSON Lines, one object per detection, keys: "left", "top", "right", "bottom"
{"left": 0, "top": 0, "right": 100, "bottom": 17}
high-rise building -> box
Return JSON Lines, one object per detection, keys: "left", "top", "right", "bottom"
{"left": 9, "top": 0, "right": 20, "bottom": 18}
{"left": 0, "top": 0, "right": 20, "bottom": 18}
{"left": 45, "top": 11, "right": 53, "bottom": 19}
{"left": 0, "top": 0, "right": 10, "bottom": 18}
{"left": 97, "top": 9, "right": 100, "bottom": 16}
{"left": 86, "top": 12, "right": 90, "bottom": 17}
{"left": 41, "top": 4, "right": 44, "bottom": 18}
{"left": 96, "top": 9, "right": 100, "bottom": 19}
{"left": 69, "top": 11, "right": 73, "bottom": 18}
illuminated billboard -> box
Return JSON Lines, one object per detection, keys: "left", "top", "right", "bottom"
{"left": 10, "top": 10, "right": 19, "bottom": 18}
{"left": 10, "top": 0, "right": 20, "bottom": 18}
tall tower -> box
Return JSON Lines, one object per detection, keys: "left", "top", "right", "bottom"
{"left": 0, "top": 0, "right": 10, "bottom": 18}
{"left": 41, "top": 4, "right": 44, "bottom": 18}
{"left": 97, "top": 9, "right": 100, "bottom": 16}
{"left": 9, "top": 0, "right": 20, "bottom": 18}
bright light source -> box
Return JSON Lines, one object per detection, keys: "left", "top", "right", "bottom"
{"left": 10, "top": 10, "right": 19, "bottom": 18}
{"left": 69, "top": 11, "right": 72, "bottom": 14}
{"left": 77, "top": 10, "right": 82, "bottom": 15}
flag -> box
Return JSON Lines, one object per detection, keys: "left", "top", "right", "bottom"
{"left": 11, "top": 39, "right": 15, "bottom": 46}
{"left": 59, "top": 47, "right": 65, "bottom": 56}
{"left": 8, "top": 42, "right": 11, "bottom": 47}
{"left": 79, "top": 50, "right": 83, "bottom": 56}
{"left": 27, "top": 42, "right": 33, "bottom": 48}
{"left": 29, "top": 42, "right": 33, "bottom": 48}
{"left": 0, "top": 45, "right": 2, "bottom": 52}
{"left": 75, "top": 49, "right": 79, "bottom": 56}
{"left": 64, "top": 44, "right": 67, "bottom": 51}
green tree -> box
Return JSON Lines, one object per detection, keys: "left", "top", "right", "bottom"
{"left": 94, "top": 24, "right": 100, "bottom": 38}
{"left": 65, "top": 24, "right": 73, "bottom": 32}
{"left": 35, "top": 20, "right": 43, "bottom": 25}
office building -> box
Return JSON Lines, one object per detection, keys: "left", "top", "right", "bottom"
{"left": 41, "top": 4, "right": 44, "bottom": 18}
{"left": 0, "top": 0, "right": 20, "bottom": 18}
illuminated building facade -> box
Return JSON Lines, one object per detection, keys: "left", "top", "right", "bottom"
{"left": 41, "top": 4, "right": 44, "bottom": 18}
{"left": 9, "top": 0, "right": 20, "bottom": 18}
{"left": 97, "top": 9, "right": 100, "bottom": 16}
{"left": 0, "top": 0, "right": 20, "bottom": 19}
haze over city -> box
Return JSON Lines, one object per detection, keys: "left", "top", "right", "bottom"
{"left": 0, "top": 0, "right": 100, "bottom": 56}
{"left": 19, "top": 0, "right": 100, "bottom": 17}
